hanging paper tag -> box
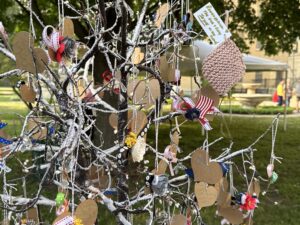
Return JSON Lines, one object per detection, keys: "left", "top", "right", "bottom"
{"left": 0, "top": 162, "right": 11, "bottom": 173}
{"left": 175, "top": 69, "right": 181, "bottom": 82}
{"left": 193, "top": 3, "right": 231, "bottom": 45}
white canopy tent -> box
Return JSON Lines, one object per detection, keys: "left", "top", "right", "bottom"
{"left": 178, "top": 40, "right": 288, "bottom": 72}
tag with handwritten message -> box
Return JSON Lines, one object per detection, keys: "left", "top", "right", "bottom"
{"left": 194, "top": 3, "right": 231, "bottom": 45}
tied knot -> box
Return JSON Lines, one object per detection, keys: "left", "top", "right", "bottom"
{"left": 185, "top": 108, "right": 200, "bottom": 120}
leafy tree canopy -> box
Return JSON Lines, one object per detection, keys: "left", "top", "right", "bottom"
{"left": 1, "top": 0, "right": 300, "bottom": 55}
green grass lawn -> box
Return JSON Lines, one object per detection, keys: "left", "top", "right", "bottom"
{"left": 1, "top": 87, "right": 300, "bottom": 224}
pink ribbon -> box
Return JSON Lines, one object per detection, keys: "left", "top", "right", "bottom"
{"left": 164, "top": 145, "right": 178, "bottom": 176}
{"left": 53, "top": 216, "right": 74, "bottom": 225}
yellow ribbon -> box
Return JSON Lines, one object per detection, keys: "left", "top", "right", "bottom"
{"left": 74, "top": 217, "right": 84, "bottom": 225}
{"left": 125, "top": 132, "right": 137, "bottom": 148}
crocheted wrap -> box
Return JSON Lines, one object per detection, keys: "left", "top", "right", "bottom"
{"left": 202, "top": 39, "right": 246, "bottom": 95}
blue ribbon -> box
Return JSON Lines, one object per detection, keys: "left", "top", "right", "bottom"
{"left": 0, "top": 122, "right": 12, "bottom": 145}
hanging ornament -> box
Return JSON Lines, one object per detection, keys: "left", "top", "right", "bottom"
{"left": 131, "top": 136, "right": 146, "bottom": 162}
{"left": 42, "top": 25, "right": 75, "bottom": 63}
{"left": 270, "top": 171, "right": 278, "bottom": 184}
{"left": 232, "top": 193, "right": 259, "bottom": 211}
{"left": 173, "top": 95, "right": 219, "bottom": 130}
{"left": 145, "top": 174, "right": 169, "bottom": 196}
{"left": 266, "top": 164, "right": 274, "bottom": 178}
{"left": 202, "top": 39, "right": 245, "bottom": 95}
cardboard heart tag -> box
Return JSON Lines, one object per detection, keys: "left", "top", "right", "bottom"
{"left": 20, "top": 83, "right": 36, "bottom": 103}
{"left": 28, "top": 118, "right": 47, "bottom": 140}
{"left": 191, "top": 149, "right": 223, "bottom": 184}
{"left": 74, "top": 199, "right": 98, "bottom": 225}
{"left": 109, "top": 113, "right": 118, "bottom": 130}
{"left": 155, "top": 3, "right": 170, "bottom": 28}
{"left": 128, "top": 110, "right": 148, "bottom": 134}
{"left": 132, "top": 80, "right": 147, "bottom": 106}
{"left": 76, "top": 79, "right": 87, "bottom": 99}
{"left": 132, "top": 47, "right": 144, "bottom": 64}
{"left": 248, "top": 179, "right": 260, "bottom": 197}
{"left": 27, "top": 207, "right": 39, "bottom": 223}
{"left": 170, "top": 214, "right": 186, "bottom": 225}
{"left": 109, "top": 110, "right": 148, "bottom": 134}
{"left": 158, "top": 55, "right": 176, "bottom": 82}
{"left": 195, "top": 182, "right": 218, "bottom": 208}
{"left": 86, "top": 166, "right": 109, "bottom": 189}
{"left": 218, "top": 206, "right": 243, "bottom": 225}
{"left": 12, "top": 31, "right": 48, "bottom": 74}
{"left": 215, "top": 179, "right": 231, "bottom": 207}
{"left": 155, "top": 160, "right": 169, "bottom": 175}
{"left": 63, "top": 18, "right": 74, "bottom": 37}
{"left": 127, "top": 78, "right": 140, "bottom": 98}
{"left": 148, "top": 78, "right": 161, "bottom": 101}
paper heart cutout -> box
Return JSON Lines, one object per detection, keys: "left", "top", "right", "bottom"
{"left": 215, "top": 179, "right": 231, "bottom": 208}
{"left": 12, "top": 31, "right": 48, "bottom": 74}
{"left": 127, "top": 78, "right": 140, "bottom": 98}
{"left": 128, "top": 110, "right": 148, "bottom": 134}
{"left": 170, "top": 214, "right": 186, "bottom": 225}
{"left": 132, "top": 80, "right": 147, "bottom": 105}
{"left": 132, "top": 79, "right": 161, "bottom": 109}
{"left": 158, "top": 55, "right": 177, "bottom": 82}
{"left": 74, "top": 199, "right": 98, "bottom": 225}
{"left": 20, "top": 83, "right": 36, "bottom": 103}
{"left": 132, "top": 47, "right": 144, "bottom": 64}
{"left": 218, "top": 206, "right": 243, "bottom": 225}
{"left": 108, "top": 113, "right": 118, "bottom": 130}
{"left": 195, "top": 182, "right": 218, "bottom": 208}
{"left": 248, "top": 179, "right": 260, "bottom": 197}
{"left": 155, "top": 160, "right": 169, "bottom": 175}
{"left": 62, "top": 18, "right": 74, "bottom": 37}
{"left": 86, "top": 166, "right": 109, "bottom": 189}
{"left": 27, "top": 207, "right": 39, "bottom": 223}
{"left": 155, "top": 3, "right": 170, "bottom": 28}
{"left": 191, "top": 149, "right": 223, "bottom": 184}
{"left": 28, "top": 118, "right": 47, "bottom": 140}
{"left": 109, "top": 110, "right": 148, "bottom": 135}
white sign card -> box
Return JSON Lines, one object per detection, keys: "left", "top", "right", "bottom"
{"left": 194, "top": 3, "right": 231, "bottom": 45}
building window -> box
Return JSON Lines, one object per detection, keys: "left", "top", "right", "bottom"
{"left": 255, "top": 72, "right": 263, "bottom": 83}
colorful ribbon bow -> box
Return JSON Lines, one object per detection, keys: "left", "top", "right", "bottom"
{"left": 173, "top": 96, "right": 219, "bottom": 130}
{"left": 235, "top": 193, "right": 259, "bottom": 211}
{"left": 42, "top": 26, "right": 67, "bottom": 63}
